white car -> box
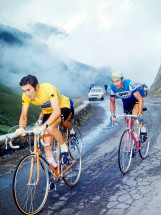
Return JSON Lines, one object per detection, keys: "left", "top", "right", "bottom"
{"left": 88, "top": 87, "right": 104, "bottom": 101}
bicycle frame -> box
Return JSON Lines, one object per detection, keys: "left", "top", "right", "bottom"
{"left": 118, "top": 112, "right": 149, "bottom": 174}
{"left": 117, "top": 115, "right": 136, "bottom": 152}
{"left": 118, "top": 114, "right": 148, "bottom": 152}
{"left": 28, "top": 133, "right": 78, "bottom": 185}
{"left": 128, "top": 117, "right": 140, "bottom": 150}
{"left": 128, "top": 117, "right": 149, "bottom": 150}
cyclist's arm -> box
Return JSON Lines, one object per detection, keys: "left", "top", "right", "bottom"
{"left": 43, "top": 98, "right": 61, "bottom": 126}
{"left": 133, "top": 91, "right": 143, "bottom": 115}
{"left": 19, "top": 105, "right": 29, "bottom": 129}
{"left": 15, "top": 105, "right": 29, "bottom": 136}
{"left": 38, "top": 110, "right": 44, "bottom": 121}
{"left": 110, "top": 96, "right": 116, "bottom": 115}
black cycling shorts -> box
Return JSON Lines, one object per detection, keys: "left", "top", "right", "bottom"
{"left": 42, "top": 108, "right": 71, "bottom": 123}
{"left": 123, "top": 99, "right": 138, "bottom": 114}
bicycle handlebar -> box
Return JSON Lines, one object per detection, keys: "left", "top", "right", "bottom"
{"left": 5, "top": 133, "right": 20, "bottom": 149}
{"left": 111, "top": 114, "right": 139, "bottom": 127}
{"left": 116, "top": 114, "right": 138, "bottom": 118}
{"left": 5, "top": 129, "right": 50, "bottom": 150}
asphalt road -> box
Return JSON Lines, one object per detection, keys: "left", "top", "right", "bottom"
{"left": 0, "top": 95, "right": 161, "bottom": 215}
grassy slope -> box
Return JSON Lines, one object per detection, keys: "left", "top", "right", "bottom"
{"left": 0, "top": 83, "right": 40, "bottom": 134}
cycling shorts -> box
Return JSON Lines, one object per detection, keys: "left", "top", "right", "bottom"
{"left": 123, "top": 99, "right": 138, "bottom": 114}
{"left": 42, "top": 108, "right": 71, "bottom": 123}
{"left": 71, "top": 107, "right": 74, "bottom": 116}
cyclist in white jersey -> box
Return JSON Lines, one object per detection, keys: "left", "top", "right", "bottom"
{"left": 109, "top": 71, "right": 144, "bottom": 125}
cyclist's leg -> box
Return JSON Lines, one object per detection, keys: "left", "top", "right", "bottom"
{"left": 132, "top": 103, "right": 139, "bottom": 115}
{"left": 42, "top": 114, "right": 59, "bottom": 168}
{"left": 46, "top": 109, "right": 71, "bottom": 153}
{"left": 123, "top": 100, "right": 138, "bottom": 127}
{"left": 47, "top": 117, "right": 65, "bottom": 143}
{"left": 62, "top": 113, "right": 72, "bottom": 131}
{"left": 43, "top": 133, "right": 57, "bottom": 168}
{"left": 61, "top": 110, "right": 76, "bottom": 139}
{"left": 131, "top": 103, "right": 139, "bottom": 127}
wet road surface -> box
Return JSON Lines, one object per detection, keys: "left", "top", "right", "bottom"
{"left": 1, "top": 95, "right": 161, "bottom": 215}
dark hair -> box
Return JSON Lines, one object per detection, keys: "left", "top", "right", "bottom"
{"left": 19, "top": 75, "right": 39, "bottom": 90}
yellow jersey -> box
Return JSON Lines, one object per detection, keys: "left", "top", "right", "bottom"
{"left": 22, "top": 83, "right": 70, "bottom": 114}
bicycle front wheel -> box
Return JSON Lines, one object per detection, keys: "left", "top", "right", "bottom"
{"left": 118, "top": 129, "right": 133, "bottom": 174}
{"left": 13, "top": 154, "right": 49, "bottom": 215}
{"left": 139, "top": 122, "right": 150, "bottom": 159}
{"left": 63, "top": 139, "right": 82, "bottom": 186}
{"left": 74, "top": 126, "right": 83, "bottom": 153}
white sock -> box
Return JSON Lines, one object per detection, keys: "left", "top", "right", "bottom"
{"left": 46, "top": 156, "right": 57, "bottom": 168}
{"left": 70, "top": 128, "right": 75, "bottom": 134}
{"left": 61, "top": 143, "right": 68, "bottom": 153}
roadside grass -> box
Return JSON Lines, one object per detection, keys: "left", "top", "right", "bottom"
{"left": 73, "top": 100, "right": 80, "bottom": 108}
{"left": 74, "top": 107, "right": 93, "bottom": 126}
{"left": 0, "top": 124, "right": 11, "bottom": 134}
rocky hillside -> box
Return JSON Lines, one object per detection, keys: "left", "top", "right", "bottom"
{"left": 149, "top": 65, "right": 161, "bottom": 96}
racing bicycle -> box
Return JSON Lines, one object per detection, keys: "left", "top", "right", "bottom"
{"left": 117, "top": 111, "right": 150, "bottom": 173}
{"left": 5, "top": 127, "right": 82, "bottom": 215}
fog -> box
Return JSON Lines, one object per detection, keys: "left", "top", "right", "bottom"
{"left": 0, "top": 24, "right": 111, "bottom": 96}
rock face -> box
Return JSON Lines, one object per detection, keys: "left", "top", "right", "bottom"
{"left": 149, "top": 65, "right": 161, "bottom": 96}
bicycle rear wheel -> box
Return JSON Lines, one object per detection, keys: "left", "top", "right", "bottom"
{"left": 118, "top": 129, "right": 133, "bottom": 174}
{"left": 139, "top": 122, "right": 150, "bottom": 159}
{"left": 63, "top": 139, "right": 82, "bottom": 186}
{"left": 74, "top": 126, "right": 83, "bottom": 153}
{"left": 13, "top": 154, "right": 49, "bottom": 215}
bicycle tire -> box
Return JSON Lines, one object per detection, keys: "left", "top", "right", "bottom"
{"left": 13, "top": 154, "right": 49, "bottom": 215}
{"left": 73, "top": 126, "right": 83, "bottom": 153}
{"left": 63, "top": 139, "right": 82, "bottom": 186}
{"left": 118, "top": 129, "right": 133, "bottom": 174}
{"left": 139, "top": 122, "right": 150, "bottom": 159}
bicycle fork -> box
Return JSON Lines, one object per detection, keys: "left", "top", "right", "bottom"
{"left": 28, "top": 136, "right": 40, "bottom": 186}
{"left": 122, "top": 130, "right": 132, "bottom": 153}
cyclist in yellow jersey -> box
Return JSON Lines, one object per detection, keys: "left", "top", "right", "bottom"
{"left": 16, "top": 75, "right": 72, "bottom": 168}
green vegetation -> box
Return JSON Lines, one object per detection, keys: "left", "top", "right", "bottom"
{"left": 0, "top": 83, "right": 40, "bottom": 134}
{"left": 75, "top": 107, "right": 93, "bottom": 126}
{"left": 73, "top": 100, "right": 80, "bottom": 108}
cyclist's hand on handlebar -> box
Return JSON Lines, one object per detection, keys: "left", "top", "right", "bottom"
{"left": 15, "top": 128, "right": 26, "bottom": 136}
{"left": 33, "top": 125, "right": 45, "bottom": 135}
{"left": 110, "top": 114, "right": 116, "bottom": 123}
{"left": 35, "top": 119, "right": 43, "bottom": 126}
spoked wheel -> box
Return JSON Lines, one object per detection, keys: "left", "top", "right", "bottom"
{"left": 118, "top": 129, "right": 133, "bottom": 174}
{"left": 63, "top": 139, "right": 82, "bottom": 186}
{"left": 73, "top": 126, "right": 83, "bottom": 153}
{"left": 139, "top": 122, "right": 150, "bottom": 159}
{"left": 13, "top": 154, "right": 49, "bottom": 215}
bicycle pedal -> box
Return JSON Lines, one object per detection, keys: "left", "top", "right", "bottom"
{"left": 140, "top": 135, "right": 147, "bottom": 143}
{"left": 132, "top": 149, "right": 137, "bottom": 157}
{"left": 49, "top": 182, "right": 55, "bottom": 191}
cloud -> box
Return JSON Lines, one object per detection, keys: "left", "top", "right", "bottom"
{"left": 27, "top": 22, "right": 68, "bottom": 39}
{"left": 63, "top": 12, "right": 87, "bottom": 32}
{"left": 97, "top": 0, "right": 134, "bottom": 29}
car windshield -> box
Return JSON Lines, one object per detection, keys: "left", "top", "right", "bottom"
{"left": 91, "top": 88, "right": 102, "bottom": 92}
